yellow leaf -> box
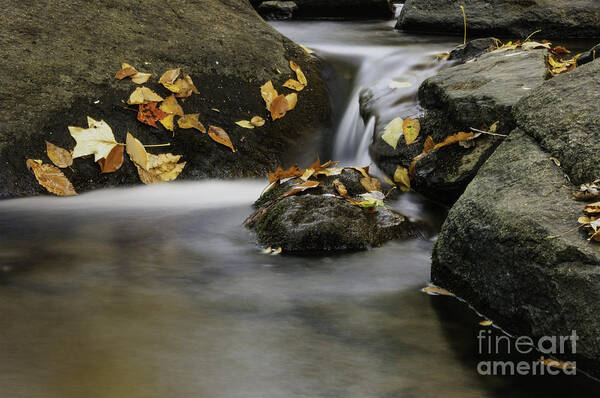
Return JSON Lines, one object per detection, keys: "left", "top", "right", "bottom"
{"left": 173, "top": 73, "right": 199, "bottom": 98}
{"left": 300, "top": 45, "right": 314, "bottom": 54}
{"left": 394, "top": 165, "right": 410, "bottom": 192}
{"left": 578, "top": 216, "right": 591, "bottom": 224}
{"left": 360, "top": 176, "right": 381, "bottom": 192}
{"left": 131, "top": 72, "right": 151, "bottom": 84}
{"left": 479, "top": 320, "right": 493, "bottom": 326}
{"left": 403, "top": 118, "right": 420, "bottom": 145}
{"left": 422, "top": 285, "right": 454, "bottom": 296}
{"left": 160, "top": 114, "right": 175, "bottom": 131}
{"left": 261, "top": 80, "right": 278, "bottom": 110}
{"left": 160, "top": 94, "right": 184, "bottom": 116}
{"left": 114, "top": 63, "right": 137, "bottom": 80}
{"left": 290, "top": 60, "right": 307, "bottom": 86}
{"left": 68, "top": 117, "right": 118, "bottom": 162}
{"left": 332, "top": 179, "right": 347, "bottom": 196}
{"left": 45, "top": 141, "right": 73, "bottom": 168}
{"left": 26, "top": 159, "right": 77, "bottom": 196}
{"left": 236, "top": 120, "right": 255, "bottom": 129}
{"left": 280, "top": 180, "right": 321, "bottom": 199}
{"left": 250, "top": 116, "right": 265, "bottom": 127}
{"left": 381, "top": 117, "right": 404, "bottom": 149}
{"left": 283, "top": 79, "right": 305, "bottom": 91}
{"left": 300, "top": 168, "right": 315, "bottom": 181}
{"left": 128, "top": 86, "right": 164, "bottom": 104}
{"left": 285, "top": 93, "right": 298, "bottom": 111}
{"left": 208, "top": 125, "right": 236, "bottom": 152}
{"left": 125, "top": 132, "right": 148, "bottom": 170}
{"left": 159, "top": 68, "right": 181, "bottom": 91}
{"left": 177, "top": 114, "right": 206, "bottom": 133}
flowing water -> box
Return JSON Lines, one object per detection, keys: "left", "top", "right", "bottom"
{"left": 1, "top": 13, "right": 598, "bottom": 398}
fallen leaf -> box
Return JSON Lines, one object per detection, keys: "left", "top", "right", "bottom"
{"left": 538, "top": 359, "right": 576, "bottom": 371}
{"left": 178, "top": 114, "right": 206, "bottom": 133}
{"left": 347, "top": 166, "right": 370, "bottom": 178}
{"left": 381, "top": 117, "right": 404, "bottom": 149}
{"left": 300, "top": 45, "right": 314, "bottom": 54}
{"left": 160, "top": 95, "right": 184, "bottom": 116}
{"left": 394, "top": 165, "right": 410, "bottom": 192}
{"left": 423, "top": 135, "right": 435, "bottom": 153}
{"left": 422, "top": 285, "right": 454, "bottom": 296}
{"left": 271, "top": 247, "right": 282, "bottom": 255}
{"left": 115, "top": 63, "right": 137, "bottom": 79}
{"left": 270, "top": 94, "right": 289, "bottom": 120}
{"left": 45, "top": 141, "right": 73, "bottom": 168}
{"left": 300, "top": 168, "right": 315, "bottom": 181}
{"left": 280, "top": 180, "right": 321, "bottom": 199}
{"left": 159, "top": 68, "right": 181, "bottom": 91}
{"left": 174, "top": 73, "right": 199, "bottom": 98}
{"left": 521, "top": 41, "right": 551, "bottom": 51}
{"left": 26, "top": 159, "right": 77, "bottom": 196}
{"left": 433, "top": 132, "right": 476, "bottom": 150}
{"left": 289, "top": 60, "right": 307, "bottom": 86}
{"left": 283, "top": 79, "right": 305, "bottom": 91}
{"left": 360, "top": 176, "right": 381, "bottom": 192}
{"left": 315, "top": 166, "right": 344, "bottom": 177}
{"left": 160, "top": 114, "right": 175, "bottom": 131}
{"left": 235, "top": 120, "right": 255, "bottom": 129}
{"left": 98, "top": 145, "right": 124, "bottom": 173}
{"left": 125, "top": 132, "right": 185, "bottom": 182}
{"left": 251, "top": 116, "right": 265, "bottom": 127}
{"left": 69, "top": 117, "right": 118, "bottom": 162}
{"left": 137, "top": 102, "right": 168, "bottom": 128}
{"left": 333, "top": 179, "right": 347, "bottom": 196}
{"left": 128, "top": 86, "right": 164, "bottom": 104}
{"left": 584, "top": 202, "right": 600, "bottom": 216}
{"left": 285, "top": 93, "right": 298, "bottom": 111}
{"left": 261, "top": 80, "right": 278, "bottom": 110}
{"left": 268, "top": 164, "right": 303, "bottom": 183}
{"left": 262, "top": 247, "right": 273, "bottom": 254}
{"left": 403, "top": 118, "right": 420, "bottom": 145}
{"left": 208, "top": 125, "right": 236, "bottom": 152}
{"left": 131, "top": 72, "right": 152, "bottom": 84}
{"left": 479, "top": 320, "right": 493, "bottom": 326}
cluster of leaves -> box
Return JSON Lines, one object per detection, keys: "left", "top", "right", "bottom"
{"left": 577, "top": 200, "right": 600, "bottom": 242}
{"left": 258, "top": 60, "right": 305, "bottom": 122}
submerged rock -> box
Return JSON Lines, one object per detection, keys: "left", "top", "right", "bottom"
{"left": 433, "top": 60, "right": 600, "bottom": 375}
{"left": 0, "top": 0, "right": 331, "bottom": 199}
{"left": 369, "top": 49, "right": 548, "bottom": 202}
{"left": 247, "top": 169, "right": 415, "bottom": 253}
{"left": 397, "top": 0, "right": 600, "bottom": 39}
{"left": 254, "top": 0, "right": 394, "bottom": 20}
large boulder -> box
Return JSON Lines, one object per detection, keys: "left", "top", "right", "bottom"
{"left": 369, "top": 49, "right": 548, "bottom": 202}
{"left": 397, "top": 0, "right": 600, "bottom": 39}
{"left": 0, "top": 0, "right": 331, "bottom": 199}
{"left": 246, "top": 168, "right": 415, "bottom": 252}
{"left": 432, "top": 60, "right": 600, "bottom": 375}
{"left": 253, "top": 0, "right": 394, "bottom": 19}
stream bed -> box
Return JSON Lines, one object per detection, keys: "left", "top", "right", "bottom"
{"left": 0, "top": 16, "right": 598, "bottom": 398}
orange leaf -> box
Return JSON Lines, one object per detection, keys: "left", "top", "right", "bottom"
{"left": 268, "top": 164, "right": 304, "bottom": 183}
{"left": 280, "top": 180, "right": 321, "bottom": 199}
{"left": 423, "top": 135, "right": 435, "bottom": 153}
{"left": 115, "top": 66, "right": 137, "bottom": 80}
{"left": 138, "top": 103, "right": 168, "bottom": 128}
{"left": 208, "top": 125, "right": 236, "bottom": 152}
{"left": 270, "top": 94, "right": 288, "bottom": 120}
{"left": 261, "top": 80, "right": 278, "bottom": 110}
{"left": 26, "top": 159, "right": 77, "bottom": 196}
{"left": 433, "top": 132, "right": 475, "bottom": 150}
{"left": 98, "top": 145, "right": 124, "bottom": 173}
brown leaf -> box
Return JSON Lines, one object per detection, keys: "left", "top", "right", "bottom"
{"left": 128, "top": 86, "right": 164, "bottom": 105}
{"left": 360, "top": 176, "right": 381, "bottom": 192}
{"left": 270, "top": 94, "right": 289, "bottom": 120}
{"left": 26, "top": 159, "right": 77, "bottom": 196}
{"left": 177, "top": 114, "right": 206, "bottom": 133}
{"left": 433, "top": 132, "right": 475, "bottom": 150}
{"left": 208, "top": 125, "right": 236, "bottom": 152}
{"left": 333, "top": 179, "right": 347, "bottom": 196}
{"left": 394, "top": 165, "right": 411, "bottom": 192}
{"left": 174, "top": 73, "right": 199, "bottom": 98}
{"left": 159, "top": 68, "right": 181, "bottom": 89}
{"left": 98, "top": 145, "right": 124, "bottom": 173}
{"left": 423, "top": 135, "right": 435, "bottom": 153}
{"left": 538, "top": 359, "right": 576, "bottom": 371}
{"left": 268, "top": 165, "right": 303, "bottom": 183}
{"left": 115, "top": 63, "right": 137, "bottom": 80}
{"left": 285, "top": 93, "right": 298, "bottom": 111}
{"left": 283, "top": 79, "right": 305, "bottom": 91}
{"left": 137, "top": 102, "right": 168, "bottom": 128}
{"left": 45, "top": 141, "right": 73, "bottom": 168}
{"left": 280, "top": 180, "right": 321, "bottom": 199}
{"left": 584, "top": 202, "right": 600, "bottom": 216}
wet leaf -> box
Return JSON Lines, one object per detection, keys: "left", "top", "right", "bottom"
{"left": 347, "top": 166, "right": 370, "bottom": 178}
{"left": 115, "top": 63, "right": 137, "bottom": 79}
{"left": 422, "top": 285, "right": 454, "bottom": 296}
{"left": 394, "top": 165, "right": 410, "bottom": 192}
{"left": 235, "top": 120, "right": 255, "bottom": 129}
{"left": 68, "top": 117, "right": 118, "bottom": 162}
{"left": 403, "top": 118, "right": 420, "bottom": 145}
{"left": 381, "top": 117, "right": 404, "bottom": 149}
{"left": 289, "top": 60, "right": 307, "bottom": 86}
{"left": 137, "top": 102, "right": 168, "bottom": 128}
{"left": 128, "top": 86, "right": 164, "bottom": 104}
{"left": 268, "top": 164, "right": 303, "bottom": 183}
{"left": 423, "top": 135, "right": 435, "bottom": 153}
{"left": 160, "top": 114, "right": 175, "bottom": 131}
{"left": 584, "top": 202, "right": 600, "bottom": 216}
{"left": 126, "top": 132, "right": 148, "bottom": 169}
{"left": 177, "top": 114, "right": 206, "bottom": 133}
{"left": 251, "top": 116, "right": 265, "bottom": 127}
{"left": 270, "top": 94, "right": 289, "bottom": 120}
{"left": 333, "top": 179, "right": 347, "bottom": 196}
{"left": 433, "top": 132, "right": 476, "bottom": 150}
{"left": 300, "top": 45, "right": 314, "bottom": 54}
{"left": 174, "top": 73, "right": 199, "bottom": 98}
{"left": 125, "top": 132, "right": 185, "bottom": 183}
{"left": 208, "top": 125, "right": 236, "bottom": 152}
{"left": 521, "top": 41, "right": 551, "bottom": 51}
{"left": 283, "top": 79, "right": 305, "bottom": 91}
{"left": 261, "top": 80, "right": 278, "bottom": 110}
{"left": 360, "top": 176, "right": 381, "bottom": 192}
{"left": 131, "top": 72, "right": 152, "bottom": 84}
{"left": 26, "top": 159, "right": 77, "bottom": 196}
{"left": 45, "top": 141, "right": 73, "bottom": 168}
{"left": 160, "top": 94, "right": 184, "bottom": 116}
{"left": 285, "top": 93, "right": 298, "bottom": 111}
{"left": 159, "top": 68, "right": 181, "bottom": 91}
{"left": 98, "top": 145, "right": 124, "bottom": 173}
{"left": 280, "top": 180, "right": 321, "bottom": 199}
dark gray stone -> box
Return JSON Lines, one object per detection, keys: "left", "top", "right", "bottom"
{"left": 257, "top": 1, "right": 298, "bottom": 20}
{"left": 397, "top": 0, "right": 600, "bottom": 39}
{"left": 576, "top": 43, "right": 600, "bottom": 67}
{"left": 0, "top": 0, "right": 331, "bottom": 199}
{"left": 255, "top": 0, "right": 394, "bottom": 19}
{"left": 448, "top": 37, "right": 497, "bottom": 63}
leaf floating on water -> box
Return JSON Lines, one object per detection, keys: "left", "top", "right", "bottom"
{"left": 208, "top": 125, "right": 236, "bottom": 152}
{"left": 160, "top": 94, "right": 184, "bottom": 116}
{"left": 26, "top": 159, "right": 77, "bottom": 196}
{"left": 137, "top": 102, "right": 168, "bottom": 128}
{"left": 251, "top": 116, "right": 265, "bottom": 127}
{"left": 178, "top": 114, "right": 206, "bottom": 133}
{"left": 422, "top": 285, "right": 454, "bottom": 296}
{"left": 394, "top": 165, "right": 411, "bottom": 192}
{"left": 360, "top": 176, "right": 381, "bottom": 192}
{"left": 128, "top": 86, "right": 164, "bottom": 104}
{"left": 235, "top": 120, "right": 255, "bottom": 129}
{"left": 270, "top": 94, "right": 289, "bottom": 120}
{"left": 381, "top": 117, "right": 404, "bottom": 149}
{"left": 98, "top": 145, "right": 124, "bottom": 173}
{"left": 479, "top": 320, "right": 493, "bottom": 326}
{"left": 45, "top": 141, "right": 73, "bottom": 168}
{"left": 333, "top": 179, "right": 348, "bottom": 196}
{"left": 69, "top": 116, "right": 118, "bottom": 162}
{"left": 403, "top": 118, "right": 420, "bottom": 145}
{"left": 280, "top": 180, "right": 321, "bottom": 199}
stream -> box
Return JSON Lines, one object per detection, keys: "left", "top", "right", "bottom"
{"left": 0, "top": 12, "right": 597, "bottom": 398}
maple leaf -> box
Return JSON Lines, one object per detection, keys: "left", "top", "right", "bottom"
{"left": 69, "top": 116, "right": 118, "bottom": 162}
{"left": 208, "top": 126, "right": 236, "bottom": 152}
{"left": 45, "top": 141, "right": 73, "bottom": 168}
{"left": 160, "top": 94, "right": 184, "bottom": 116}
{"left": 26, "top": 159, "right": 77, "bottom": 196}
{"left": 128, "top": 86, "right": 164, "bottom": 104}
{"left": 177, "top": 114, "right": 206, "bottom": 133}
{"left": 381, "top": 117, "right": 404, "bottom": 149}
{"left": 98, "top": 145, "right": 124, "bottom": 173}
{"left": 138, "top": 102, "right": 168, "bottom": 128}
{"left": 403, "top": 118, "right": 420, "bottom": 145}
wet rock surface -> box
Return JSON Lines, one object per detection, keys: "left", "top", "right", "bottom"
{"left": 0, "top": 0, "right": 331, "bottom": 199}
{"left": 253, "top": 0, "right": 394, "bottom": 20}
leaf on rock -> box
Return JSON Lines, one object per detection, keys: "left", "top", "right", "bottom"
{"left": 270, "top": 94, "right": 289, "bottom": 120}
{"left": 394, "top": 165, "right": 411, "bottom": 192}
{"left": 285, "top": 93, "right": 298, "bottom": 111}
{"left": 126, "top": 132, "right": 148, "bottom": 169}
{"left": 346, "top": 165, "right": 370, "bottom": 178}
{"left": 584, "top": 202, "right": 600, "bottom": 216}
{"left": 268, "top": 164, "right": 303, "bottom": 183}
{"left": 173, "top": 73, "right": 199, "bottom": 98}
{"left": 251, "top": 116, "right": 265, "bottom": 127}
{"left": 159, "top": 68, "right": 181, "bottom": 91}
{"left": 177, "top": 114, "right": 206, "bottom": 133}
{"left": 423, "top": 135, "right": 435, "bottom": 153}
{"left": 521, "top": 41, "right": 551, "bottom": 51}
{"left": 160, "top": 114, "right": 175, "bottom": 131}
{"left": 138, "top": 102, "right": 168, "bottom": 128}
{"left": 403, "top": 118, "right": 420, "bottom": 145}
{"left": 433, "top": 132, "right": 475, "bottom": 150}
{"left": 125, "top": 132, "right": 185, "bottom": 183}
{"left": 45, "top": 141, "right": 73, "bottom": 168}
{"left": 333, "top": 179, "right": 347, "bottom": 197}
{"left": 261, "top": 80, "right": 278, "bottom": 110}
{"left": 235, "top": 120, "right": 255, "bottom": 129}
{"left": 98, "top": 145, "right": 124, "bottom": 173}
{"left": 381, "top": 117, "right": 404, "bottom": 149}
{"left": 283, "top": 79, "right": 305, "bottom": 91}
{"left": 280, "top": 180, "right": 321, "bottom": 199}
{"left": 422, "top": 285, "right": 454, "bottom": 296}
{"left": 479, "top": 320, "right": 493, "bottom": 326}
{"left": 208, "top": 125, "right": 236, "bottom": 152}
{"left": 26, "top": 159, "right": 77, "bottom": 196}
{"left": 128, "top": 86, "right": 164, "bottom": 104}
{"left": 131, "top": 72, "right": 152, "bottom": 84}
{"left": 538, "top": 359, "right": 576, "bottom": 371}
{"left": 289, "top": 60, "right": 307, "bottom": 86}
{"left": 160, "top": 94, "right": 184, "bottom": 116}
{"left": 360, "top": 176, "right": 381, "bottom": 192}
{"left": 115, "top": 63, "right": 151, "bottom": 83}
{"left": 69, "top": 116, "right": 118, "bottom": 162}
